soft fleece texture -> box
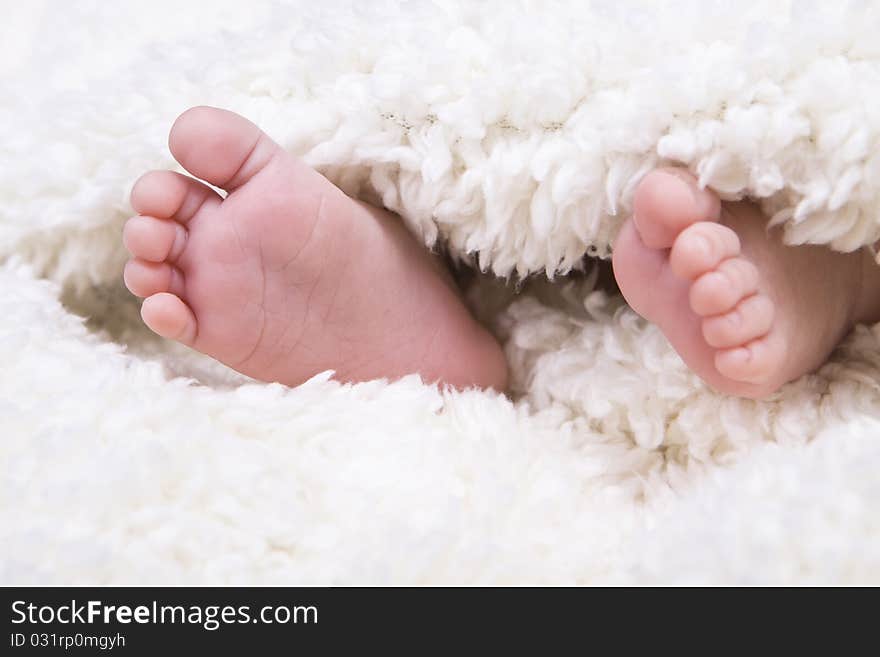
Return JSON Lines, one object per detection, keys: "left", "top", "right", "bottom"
{"left": 2, "top": 0, "right": 879, "bottom": 584}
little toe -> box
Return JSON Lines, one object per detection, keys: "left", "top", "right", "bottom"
{"left": 123, "top": 259, "right": 185, "bottom": 298}
{"left": 714, "top": 331, "right": 786, "bottom": 386}
{"left": 141, "top": 293, "right": 198, "bottom": 346}
{"left": 689, "top": 256, "right": 760, "bottom": 316}
{"left": 130, "top": 170, "right": 220, "bottom": 222}
{"left": 168, "top": 106, "right": 282, "bottom": 192}
{"left": 670, "top": 222, "right": 741, "bottom": 281}
{"left": 632, "top": 167, "right": 722, "bottom": 249}
{"left": 123, "top": 216, "right": 187, "bottom": 262}
{"left": 702, "top": 294, "right": 775, "bottom": 348}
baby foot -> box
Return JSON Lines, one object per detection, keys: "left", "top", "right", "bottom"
{"left": 124, "top": 107, "right": 507, "bottom": 389}
{"left": 613, "top": 167, "right": 880, "bottom": 398}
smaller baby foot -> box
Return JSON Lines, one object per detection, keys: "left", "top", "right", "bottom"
{"left": 612, "top": 167, "right": 880, "bottom": 399}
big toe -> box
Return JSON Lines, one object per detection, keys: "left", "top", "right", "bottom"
{"left": 633, "top": 167, "right": 721, "bottom": 249}
{"left": 169, "top": 106, "right": 281, "bottom": 191}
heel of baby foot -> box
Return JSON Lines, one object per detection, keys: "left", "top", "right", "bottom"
{"left": 439, "top": 325, "right": 509, "bottom": 392}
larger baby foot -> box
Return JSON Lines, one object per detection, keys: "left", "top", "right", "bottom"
{"left": 612, "top": 168, "right": 880, "bottom": 398}
{"left": 124, "top": 107, "right": 507, "bottom": 390}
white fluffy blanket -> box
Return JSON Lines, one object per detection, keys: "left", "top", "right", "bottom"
{"left": 3, "top": 0, "right": 880, "bottom": 584}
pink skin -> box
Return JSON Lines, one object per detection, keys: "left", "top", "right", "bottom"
{"left": 123, "top": 106, "right": 508, "bottom": 390}
{"left": 613, "top": 168, "right": 880, "bottom": 399}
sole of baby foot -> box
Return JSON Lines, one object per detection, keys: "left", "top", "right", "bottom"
{"left": 124, "top": 106, "right": 508, "bottom": 391}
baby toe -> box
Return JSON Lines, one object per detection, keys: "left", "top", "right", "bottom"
{"left": 123, "top": 259, "right": 185, "bottom": 298}
{"left": 689, "top": 256, "right": 760, "bottom": 316}
{"left": 131, "top": 170, "right": 187, "bottom": 218}
{"left": 123, "top": 216, "right": 187, "bottom": 262}
{"left": 141, "top": 293, "right": 198, "bottom": 346}
{"left": 702, "top": 294, "right": 775, "bottom": 348}
{"left": 670, "top": 222, "right": 741, "bottom": 280}
{"left": 130, "top": 170, "right": 220, "bottom": 222}
{"left": 714, "top": 331, "right": 786, "bottom": 386}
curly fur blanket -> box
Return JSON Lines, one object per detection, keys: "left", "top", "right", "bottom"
{"left": 3, "top": 0, "right": 879, "bottom": 584}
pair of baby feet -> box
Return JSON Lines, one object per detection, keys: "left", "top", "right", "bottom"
{"left": 124, "top": 107, "right": 880, "bottom": 398}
